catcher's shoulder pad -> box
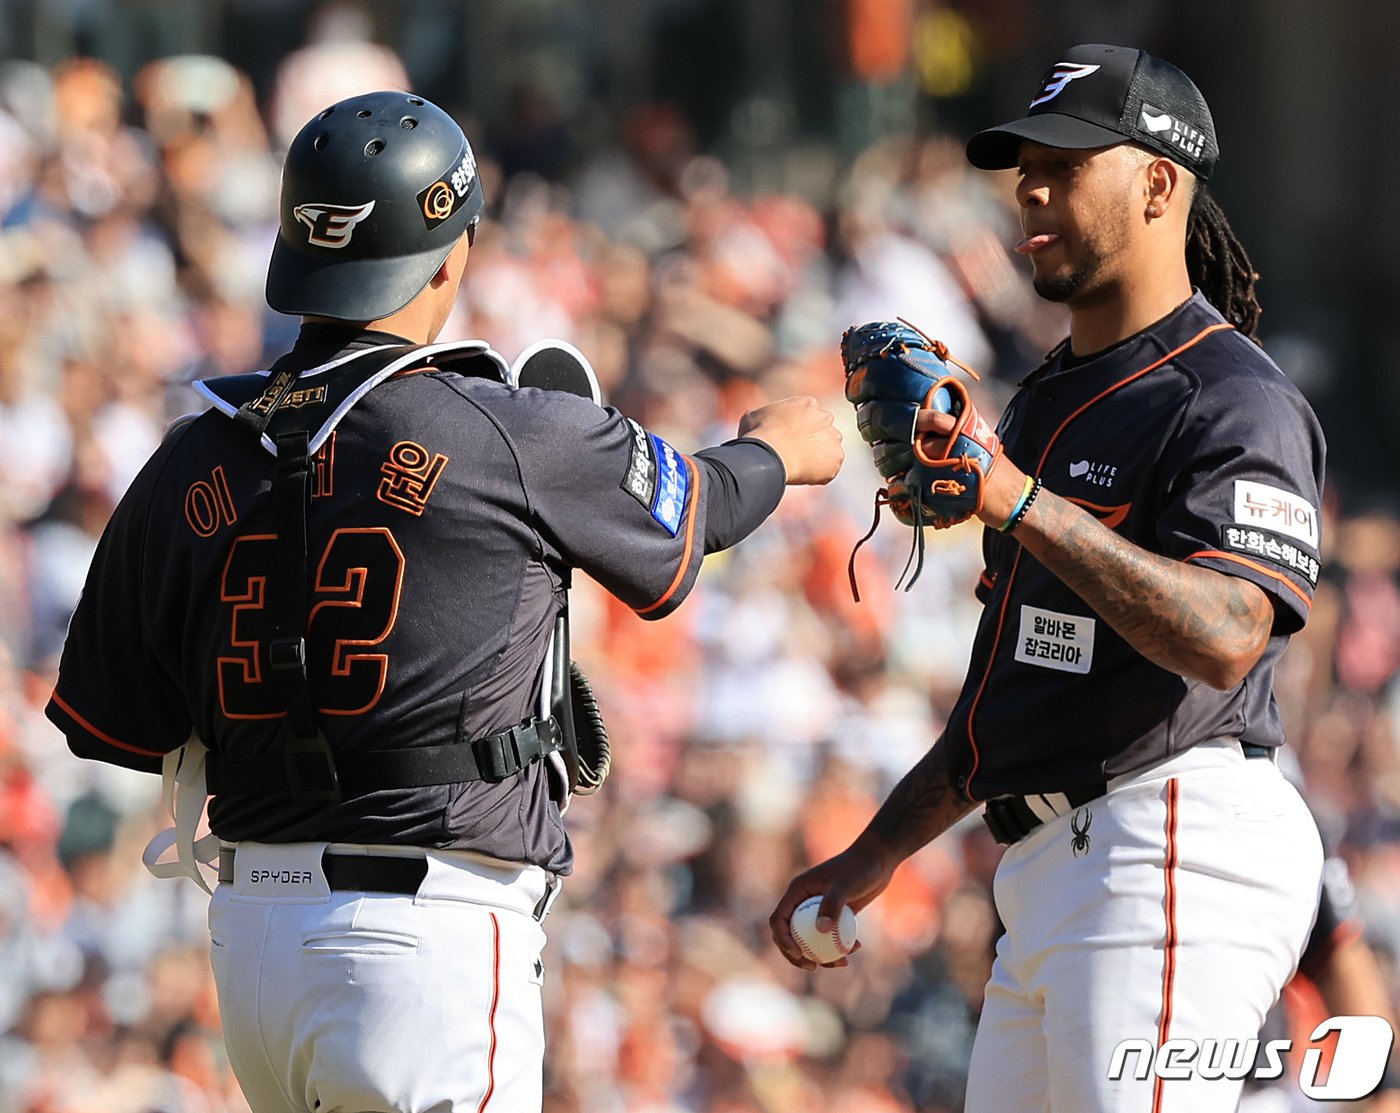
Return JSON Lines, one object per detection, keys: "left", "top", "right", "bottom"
{"left": 195, "top": 340, "right": 508, "bottom": 457}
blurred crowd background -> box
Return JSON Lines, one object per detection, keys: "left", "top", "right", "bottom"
{"left": 0, "top": 1, "right": 1397, "bottom": 1111}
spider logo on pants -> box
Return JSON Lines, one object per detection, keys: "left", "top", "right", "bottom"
{"left": 1070, "top": 807, "right": 1092, "bottom": 856}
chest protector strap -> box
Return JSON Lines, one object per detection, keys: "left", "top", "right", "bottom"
{"left": 195, "top": 341, "right": 564, "bottom": 804}
{"left": 267, "top": 426, "right": 343, "bottom": 802}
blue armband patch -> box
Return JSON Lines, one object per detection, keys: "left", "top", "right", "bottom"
{"left": 649, "top": 434, "right": 689, "bottom": 536}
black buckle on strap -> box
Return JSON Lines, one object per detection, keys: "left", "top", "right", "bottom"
{"left": 284, "top": 731, "right": 342, "bottom": 804}
{"left": 268, "top": 636, "right": 307, "bottom": 676}
{"left": 983, "top": 796, "right": 1039, "bottom": 846}
{"left": 473, "top": 721, "right": 553, "bottom": 783}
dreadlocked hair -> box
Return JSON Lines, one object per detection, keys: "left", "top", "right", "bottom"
{"left": 1186, "top": 185, "right": 1262, "bottom": 340}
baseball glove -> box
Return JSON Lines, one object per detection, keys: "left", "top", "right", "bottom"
{"left": 842, "top": 320, "right": 1002, "bottom": 593}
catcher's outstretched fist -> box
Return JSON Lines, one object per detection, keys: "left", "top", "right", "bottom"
{"left": 738, "top": 395, "right": 844, "bottom": 486}
{"left": 841, "top": 320, "right": 1027, "bottom": 530}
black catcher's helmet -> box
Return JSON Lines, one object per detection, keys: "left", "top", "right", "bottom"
{"left": 266, "top": 90, "right": 485, "bottom": 321}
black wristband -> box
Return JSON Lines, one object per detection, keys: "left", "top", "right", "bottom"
{"left": 1004, "top": 476, "right": 1042, "bottom": 533}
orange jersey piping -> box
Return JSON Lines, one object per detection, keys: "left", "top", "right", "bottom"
{"left": 1183, "top": 550, "right": 1312, "bottom": 610}
{"left": 475, "top": 912, "right": 501, "bottom": 1111}
{"left": 1152, "top": 777, "right": 1182, "bottom": 1113}
{"left": 634, "top": 454, "right": 702, "bottom": 616}
{"left": 49, "top": 691, "right": 166, "bottom": 758}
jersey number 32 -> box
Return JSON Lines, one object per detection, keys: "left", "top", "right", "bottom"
{"left": 216, "top": 528, "right": 405, "bottom": 719}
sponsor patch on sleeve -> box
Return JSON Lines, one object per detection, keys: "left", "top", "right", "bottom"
{"left": 1014, "top": 606, "right": 1095, "bottom": 674}
{"left": 1233, "top": 480, "right": 1319, "bottom": 548}
{"left": 1219, "top": 525, "right": 1321, "bottom": 586}
{"left": 621, "top": 419, "right": 657, "bottom": 508}
{"left": 648, "top": 434, "right": 690, "bottom": 536}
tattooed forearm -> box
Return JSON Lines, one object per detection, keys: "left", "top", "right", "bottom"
{"left": 867, "top": 739, "right": 977, "bottom": 860}
{"left": 1015, "top": 491, "right": 1273, "bottom": 689}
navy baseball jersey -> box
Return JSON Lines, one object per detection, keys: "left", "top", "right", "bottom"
{"left": 947, "top": 293, "right": 1326, "bottom": 800}
{"left": 46, "top": 325, "right": 785, "bottom": 872}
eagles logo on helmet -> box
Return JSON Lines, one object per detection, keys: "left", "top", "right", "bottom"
{"left": 292, "top": 201, "right": 376, "bottom": 248}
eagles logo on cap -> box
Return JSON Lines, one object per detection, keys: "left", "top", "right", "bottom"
{"left": 1028, "top": 62, "right": 1100, "bottom": 108}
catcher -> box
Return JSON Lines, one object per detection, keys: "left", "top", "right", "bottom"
{"left": 772, "top": 44, "right": 1328, "bottom": 1113}
{"left": 46, "top": 90, "right": 842, "bottom": 1113}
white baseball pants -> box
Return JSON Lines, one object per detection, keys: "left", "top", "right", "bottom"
{"left": 965, "top": 739, "right": 1324, "bottom": 1113}
{"left": 208, "top": 842, "right": 554, "bottom": 1113}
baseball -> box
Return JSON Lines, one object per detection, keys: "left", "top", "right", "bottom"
{"left": 789, "top": 896, "right": 858, "bottom": 965}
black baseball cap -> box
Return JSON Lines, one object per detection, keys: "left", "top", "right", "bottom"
{"left": 966, "top": 44, "right": 1218, "bottom": 181}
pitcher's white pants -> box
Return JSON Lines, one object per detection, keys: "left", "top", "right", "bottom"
{"left": 965, "top": 740, "right": 1323, "bottom": 1113}
{"left": 208, "top": 842, "right": 553, "bottom": 1113}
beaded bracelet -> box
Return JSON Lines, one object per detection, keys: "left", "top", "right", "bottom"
{"left": 998, "top": 475, "right": 1042, "bottom": 533}
{"left": 995, "top": 476, "right": 1034, "bottom": 533}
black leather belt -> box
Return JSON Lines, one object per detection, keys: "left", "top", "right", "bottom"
{"left": 218, "top": 846, "right": 426, "bottom": 893}
{"left": 983, "top": 786, "right": 1105, "bottom": 846}
{"left": 983, "top": 743, "right": 1275, "bottom": 846}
